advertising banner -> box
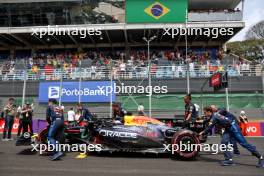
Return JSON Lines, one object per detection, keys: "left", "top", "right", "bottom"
{"left": 39, "top": 81, "right": 116, "bottom": 103}
{"left": 260, "top": 122, "right": 264, "bottom": 136}
{"left": 0, "top": 119, "right": 19, "bottom": 133}
{"left": 1, "top": 119, "right": 264, "bottom": 137}
{"left": 246, "top": 122, "right": 262, "bottom": 137}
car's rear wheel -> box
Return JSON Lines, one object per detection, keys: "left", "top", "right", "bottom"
{"left": 38, "top": 128, "right": 65, "bottom": 144}
{"left": 171, "top": 130, "right": 200, "bottom": 160}
{"left": 38, "top": 128, "right": 49, "bottom": 144}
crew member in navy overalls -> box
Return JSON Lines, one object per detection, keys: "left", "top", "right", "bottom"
{"left": 183, "top": 94, "right": 198, "bottom": 128}
{"left": 46, "top": 99, "right": 64, "bottom": 161}
{"left": 200, "top": 106, "right": 264, "bottom": 167}
{"left": 211, "top": 105, "right": 240, "bottom": 155}
{"left": 76, "top": 103, "right": 94, "bottom": 139}
{"left": 76, "top": 103, "right": 93, "bottom": 122}
{"left": 219, "top": 108, "right": 241, "bottom": 155}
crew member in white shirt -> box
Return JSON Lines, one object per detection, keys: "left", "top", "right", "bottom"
{"left": 67, "top": 107, "right": 76, "bottom": 124}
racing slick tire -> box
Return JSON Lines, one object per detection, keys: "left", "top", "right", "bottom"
{"left": 171, "top": 130, "right": 200, "bottom": 160}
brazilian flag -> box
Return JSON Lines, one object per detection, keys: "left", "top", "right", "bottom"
{"left": 126, "top": 0, "right": 188, "bottom": 23}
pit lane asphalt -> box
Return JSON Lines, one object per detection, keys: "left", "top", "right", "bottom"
{"left": 0, "top": 137, "right": 263, "bottom": 176}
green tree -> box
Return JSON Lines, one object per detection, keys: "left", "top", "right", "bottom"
{"left": 227, "top": 39, "right": 264, "bottom": 61}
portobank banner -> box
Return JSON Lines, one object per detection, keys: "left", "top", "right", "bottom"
{"left": 38, "top": 81, "right": 116, "bottom": 103}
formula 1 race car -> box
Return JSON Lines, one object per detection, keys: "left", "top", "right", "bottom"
{"left": 16, "top": 115, "right": 209, "bottom": 160}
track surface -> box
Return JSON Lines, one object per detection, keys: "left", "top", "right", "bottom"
{"left": 0, "top": 137, "right": 263, "bottom": 176}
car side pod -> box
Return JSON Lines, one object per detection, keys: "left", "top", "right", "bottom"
{"left": 171, "top": 129, "right": 200, "bottom": 160}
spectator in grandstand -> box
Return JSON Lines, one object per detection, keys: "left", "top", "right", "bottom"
{"left": 241, "top": 62, "right": 250, "bottom": 76}
{"left": 189, "top": 62, "right": 195, "bottom": 77}
{"left": 137, "top": 103, "right": 145, "bottom": 116}
{"left": 177, "top": 64, "right": 184, "bottom": 78}
{"left": 217, "top": 64, "right": 225, "bottom": 72}
{"left": 44, "top": 63, "right": 54, "bottom": 80}
{"left": 39, "top": 58, "right": 45, "bottom": 69}
{"left": 32, "top": 64, "right": 39, "bottom": 74}
{"left": 239, "top": 111, "right": 248, "bottom": 136}
{"left": 1, "top": 48, "right": 258, "bottom": 80}
{"left": 2, "top": 98, "right": 16, "bottom": 141}
{"left": 67, "top": 107, "right": 76, "bottom": 125}
{"left": 119, "top": 61, "right": 126, "bottom": 78}
{"left": 245, "top": 62, "right": 251, "bottom": 75}
{"left": 199, "top": 64, "right": 207, "bottom": 77}
{"left": 91, "top": 65, "right": 97, "bottom": 79}
{"left": 171, "top": 64, "right": 176, "bottom": 77}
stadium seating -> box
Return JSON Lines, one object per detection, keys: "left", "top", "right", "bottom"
{"left": 0, "top": 48, "right": 261, "bottom": 81}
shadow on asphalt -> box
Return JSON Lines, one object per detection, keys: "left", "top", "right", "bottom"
{"left": 17, "top": 148, "right": 37, "bottom": 155}
{"left": 89, "top": 151, "right": 170, "bottom": 159}
{"left": 199, "top": 154, "right": 258, "bottom": 167}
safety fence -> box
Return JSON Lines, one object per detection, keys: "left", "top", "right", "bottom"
{"left": 1, "top": 64, "right": 263, "bottom": 81}
{"left": 119, "top": 94, "right": 264, "bottom": 111}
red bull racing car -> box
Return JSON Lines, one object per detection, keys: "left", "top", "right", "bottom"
{"left": 17, "top": 115, "right": 209, "bottom": 160}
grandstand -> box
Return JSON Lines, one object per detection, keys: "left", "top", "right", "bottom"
{"left": 0, "top": 0, "right": 247, "bottom": 79}
{"left": 0, "top": 0, "right": 263, "bottom": 120}
{"left": 0, "top": 0, "right": 244, "bottom": 51}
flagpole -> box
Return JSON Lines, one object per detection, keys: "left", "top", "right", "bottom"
{"left": 185, "top": 9, "right": 190, "bottom": 94}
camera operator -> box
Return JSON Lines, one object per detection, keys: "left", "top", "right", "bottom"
{"left": 2, "top": 98, "right": 16, "bottom": 141}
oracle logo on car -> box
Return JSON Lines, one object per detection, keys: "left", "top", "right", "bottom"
{"left": 246, "top": 122, "right": 261, "bottom": 136}
{"left": 99, "top": 130, "right": 138, "bottom": 139}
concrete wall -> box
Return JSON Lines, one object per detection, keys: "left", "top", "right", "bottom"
{"left": 0, "top": 76, "right": 262, "bottom": 97}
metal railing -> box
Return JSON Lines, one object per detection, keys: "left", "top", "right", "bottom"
{"left": 188, "top": 11, "right": 243, "bottom": 22}
{"left": 0, "top": 64, "right": 263, "bottom": 81}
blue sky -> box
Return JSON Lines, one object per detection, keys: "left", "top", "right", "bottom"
{"left": 230, "top": 0, "right": 264, "bottom": 41}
